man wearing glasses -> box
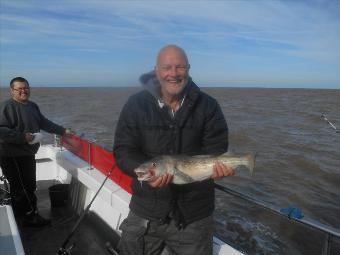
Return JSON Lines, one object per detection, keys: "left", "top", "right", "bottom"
{"left": 114, "top": 45, "right": 234, "bottom": 255}
{"left": 0, "top": 77, "right": 70, "bottom": 227}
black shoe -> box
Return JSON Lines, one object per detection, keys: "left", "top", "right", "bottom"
{"left": 22, "top": 212, "right": 51, "bottom": 228}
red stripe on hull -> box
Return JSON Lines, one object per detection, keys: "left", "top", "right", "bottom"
{"left": 61, "top": 134, "right": 132, "bottom": 193}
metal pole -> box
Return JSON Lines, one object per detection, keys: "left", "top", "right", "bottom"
{"left": 322, "top": 233, "right": 332, "bottom": 255}
{"left": 88, "top": 142, "right": 93, "bottom": 170}
{"left": 54, "top": 134, "right": 63, "bottom": 151}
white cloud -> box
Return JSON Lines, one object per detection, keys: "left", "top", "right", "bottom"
{"left": 1, "top": 0, "right": 339, "bottom": 87}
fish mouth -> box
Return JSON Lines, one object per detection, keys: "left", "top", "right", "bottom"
{"left": 135, "top": 169, "right": 155, "bottom": 182}
{"left": 135, "top": 170, "right": 148, "bottom": 179}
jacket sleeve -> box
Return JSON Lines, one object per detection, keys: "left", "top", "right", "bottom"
{"left": 35, "top": 104, "right": 65, "bottom": 135}
{"left": 113, "top": 98, "right": 150, "bottom": 177}
{"left": 0, "top": 103, "right": 26, "bottom": 144}
{"left": 201, "top": 100, "right": 229, "bottom": 155}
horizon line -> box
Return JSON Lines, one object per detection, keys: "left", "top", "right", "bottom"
{"left": 1, "top": 85, "right": 339, "bottom": 90}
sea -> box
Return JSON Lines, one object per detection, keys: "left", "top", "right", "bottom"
{"left": 1, "top": 87, "right": 339, "bottom": 255}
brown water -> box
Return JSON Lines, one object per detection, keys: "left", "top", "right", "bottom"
{"left": 1, "top": 87, "right": 339, "bottom": 254}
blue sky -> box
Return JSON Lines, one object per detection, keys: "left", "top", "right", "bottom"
{"left": 1, "top": 0, "right": 339, "bottom": 88}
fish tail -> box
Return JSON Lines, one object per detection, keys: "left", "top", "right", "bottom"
{"left": 244, "top": 154, "right": 256, "bottom": 174}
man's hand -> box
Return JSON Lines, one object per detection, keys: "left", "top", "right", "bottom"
{"left": 64, "top": 128, "right": 75, "bottom": 135}
{"left": 25, "top": 133, "right": 34, "bottom": 143}
{"left": 148, "top": 173, "right": 173, "bottom": 188}
{"left": 211, "top": 161, "right": 235, "bottom": 180}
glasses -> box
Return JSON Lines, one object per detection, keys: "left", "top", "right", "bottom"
{"left": 157, "top": 64, "right": 190, "bottom": 72}
{"left": 12, "top": 87, "right": 30, "bottom": 92}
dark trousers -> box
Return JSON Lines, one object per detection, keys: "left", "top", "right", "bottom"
{"left": 118, "top": 211, "right": 213, "bottom": 255}
{"left": 0, "top": 155, "right": 37, "bottom": 216}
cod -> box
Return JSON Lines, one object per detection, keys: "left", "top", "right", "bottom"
{"left": 135, "top": 153, "right": 255, "bottom": 185}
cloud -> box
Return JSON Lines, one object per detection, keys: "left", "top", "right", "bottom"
{"left": 1, "top": 0, "right": 339, "bottom": 87}
{"left": 2, "top": 1, "right": 339, "bottom": 51}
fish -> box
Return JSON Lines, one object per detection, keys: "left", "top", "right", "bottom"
{"left": 134, "top": 153, "right": 255, "bottom": 184}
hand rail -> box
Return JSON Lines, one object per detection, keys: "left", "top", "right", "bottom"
{"left": 214, "top": 183, "right": 340, "bottom": 255}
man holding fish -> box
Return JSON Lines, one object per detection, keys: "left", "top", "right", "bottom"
{"left": 114, "top": 45, "right": 253, "bottom": 255}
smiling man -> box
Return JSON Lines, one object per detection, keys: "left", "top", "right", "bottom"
{"left": 155, "top": 45, "right": 190, "bottom": 104}
{"left": 114, "top": 45, "right": 235, "bottom": 255}
{"left": 0, "top": 77, "right": 71, "bottom": 228}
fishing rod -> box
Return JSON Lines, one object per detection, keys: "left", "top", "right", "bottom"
{"left": 214, "top": 182, "right": 340, "bottom": 255}
{"left": 321, "top": 114, "right": 340, "bottom": 133}
{"left": 56, "top": 166, "right": 114, "bottom": 255}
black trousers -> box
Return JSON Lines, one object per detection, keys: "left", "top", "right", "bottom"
{"left": 0, "top": 155, "right": 37, "bottom": 216}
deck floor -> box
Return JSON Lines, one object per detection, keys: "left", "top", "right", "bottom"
{"left": 17, "top": 188, "right": 119, "bottom": 255}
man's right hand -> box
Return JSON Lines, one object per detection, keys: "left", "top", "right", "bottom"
{"left": 148, "top": 173, "right": 173, "bottom": 188}
{"left": 64, "top": 128, "right": 75, "bottom": 135}
{"left": 25, "top": 133, "right": 34, "bottom": 143}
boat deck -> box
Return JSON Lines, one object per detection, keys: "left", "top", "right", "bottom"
{"left": 17, "top": 185, "right": 119, "bottom": 255}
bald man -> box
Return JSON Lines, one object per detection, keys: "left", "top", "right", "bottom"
{"left": 114, "top": 45, "right": 234, "bottom": 255}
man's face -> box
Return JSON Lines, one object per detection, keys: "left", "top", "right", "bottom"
{"left": 11, "top": 81, "right": 30, "bottom": 103}
{"left": 155, "top": 47, "right": 190, "bottom": 99}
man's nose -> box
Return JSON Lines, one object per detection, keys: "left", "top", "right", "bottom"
{"left": 168, "top": 66, "right": 178, "bottom": 76}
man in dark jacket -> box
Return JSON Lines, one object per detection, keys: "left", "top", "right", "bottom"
{"left": 113, "top": 45, "right": 234, "bottom": 255}
{"left": 0, "top": 77, "right": 70, "bottom": 227}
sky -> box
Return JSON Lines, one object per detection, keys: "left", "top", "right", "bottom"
{"left": 0, "top": 0, "right": 340, "bottom": 88}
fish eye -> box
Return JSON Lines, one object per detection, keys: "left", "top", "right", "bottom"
{"left": 152, "top": 162, "right": 156, "bottom": 167}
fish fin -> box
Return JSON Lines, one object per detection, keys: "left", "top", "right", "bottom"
{"left": 173, "top": 167, "right": 195, "bottom": 184}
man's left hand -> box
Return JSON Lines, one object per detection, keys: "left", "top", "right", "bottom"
{"left": 148, "top": 173, "right": 173, "bottom": 188}
{"left": 211, "top": 161, "right": 235, "bottom": 180}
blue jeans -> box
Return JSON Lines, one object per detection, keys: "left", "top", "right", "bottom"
{"left": 118, "top": 211, "right": 213, "bottom": 255}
